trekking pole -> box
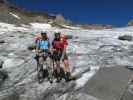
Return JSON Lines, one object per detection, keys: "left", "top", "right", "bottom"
{"left": 118, "top": 75, "right": 133, "bottom": 100}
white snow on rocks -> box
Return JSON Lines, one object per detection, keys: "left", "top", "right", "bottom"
{"left": 3, "top": 58, "right": 24, "bottom": 68}
{"left": 30, "top": 23, "right": 52, "bottom": 32}
{"left": 1, "top": 21, "right": 133, "bottom": 99}
{"left": 61, "top": 24, "right": 81, "bottom": 30}
{"left": 9, "top": 12, "right": 21, "bottom": 20}
{"left": 75, "top": 66, "right": 99, "bottom": 89}
{"left": 0, "top": 22, "right": 29, "bottom": 33}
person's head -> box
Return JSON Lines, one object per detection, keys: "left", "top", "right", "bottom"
{"left": 54, "top": 32, "right": 60, "bottom": 40}
{"left": 41, "top": 32, "right": 47, "bottom": 40}
{"left": 60, "top": 32, "right": 65, "bottom": 38}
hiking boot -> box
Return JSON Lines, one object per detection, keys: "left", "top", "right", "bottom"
{"left": 65, "top": 72, "right": 71, "bottom": 82}
{"left": 65, "top": 72, "right": 76, "bottom": 82}
{"left": 43, "top": 69, "right": 49, "bottom": 79}
{"left": 38, "top": 78, "right": 44, "bottom": 84}
{"left": 49, "top": 78, "right": 53, "bottom": 84}
{"left": 53, "top": 69, "right": 58, "bottom": 78}
{"left": 56, "top": 77, "right": 61, "bottom": 83}
{"left": 59, "top": 67, "right": 66, "bottom": 79}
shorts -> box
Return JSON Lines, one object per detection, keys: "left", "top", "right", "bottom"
{"left": 52, "top": 50, "right": 68, "bottom": 61}
{"left": 35, "top": 49, "right": 51, "bottom": 61}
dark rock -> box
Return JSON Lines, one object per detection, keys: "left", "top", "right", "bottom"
{"left": 118, "top": 35, "right": 132, "bottom": 41}
{"left": 0, "top": 0, "right": 5, "bottom": 4}
{"left": 0, "top": 40, "right": 5, "bottom": 44}
{"left": 126, "top": 65, "right": 133, "bottom": 71}
{"left": 27, "top": 44, "right": 36, "bottom": 51}
{"left": 0, "top": 69, "right": 8, "bottom": 83}
{"left": 0, "top": 60, "right": 4, "bottom": 68}
{"left": 79, "top": 66, "right": 133, "bottom": 100}
{"left": 79, "top": 24, "right": 112, "bottom": 29}
{"left": 9, "top": 35, "right": 14, "bottom": 37}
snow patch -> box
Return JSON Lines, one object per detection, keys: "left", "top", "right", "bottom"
{"left": 9, "top": 12, "right": 21, "bottom": 20}
{"left": 0, "top": 22, "right": 28, "bottom": 33}
{"left": 30, "top": 23, "right": 52, "bottom": 32}
{"left": 3, "top": 58, "right": 24, "bottom": 68}
{"left": 75, "top": 66, "right": 99, "bottom": 89}
{"left": 61, "top": 25, "right": 81, "bottom": 30}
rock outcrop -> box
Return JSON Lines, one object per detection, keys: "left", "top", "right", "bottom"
{"left": 77, "top": 24, "right": 112, "bottom": 29}
{"left": 0, "top": 0, "right": 56, "bottom": 25}
{"left": 128, "top": 19, "right": 133, "bottom": 26}
{"left": 118, "top": 35, "right": 132, "bottom": 41}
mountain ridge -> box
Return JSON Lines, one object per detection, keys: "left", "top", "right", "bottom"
{"left": 0, "top": 0, "right": 113, "bottom": 29}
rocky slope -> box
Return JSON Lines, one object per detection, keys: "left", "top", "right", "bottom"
{"left": 0, "top": 0, "right": 113, "bottom": 29}
{"left": 76, "top": 24, "right": 112, "bottom": 29}
{"left": 0, "top": 0, "right": 56, "bottom": 25}
{"left": 0, "top": 1, "right": 133, "bottom": 100}
{"left": 0, "top": 22, "right": 132, "bottom": 100}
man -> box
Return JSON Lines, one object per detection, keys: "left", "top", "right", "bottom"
{"left": 52, "top": 32, "right": 73, "bottom": 82}
{"left": 36, "top": 32, "right": 50, "bottom": 62}
{"left": 51, "top": 33, "right": 62, "bottom": 82}
{"left": 36, "top": 32, "right": 53, "bottom": 83}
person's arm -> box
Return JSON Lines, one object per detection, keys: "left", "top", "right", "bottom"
{"left": 61, "top": 38, "right": 68, "bottom": 60}
{"left": 36, "top": 40, "right": 40, "bottom": 54}
{"left": 48, "top": 40, "right": 51, "bottom": 53}
{"left": 51, "top": 40, "right": 56, "bottom": 51}
{"left": 63, "top": 38, "right": 68, "bottom": 53}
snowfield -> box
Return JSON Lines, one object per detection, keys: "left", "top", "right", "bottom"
{"left": 0, "top": 22, "right": 29, "bottom": 33}
{"left": 0, "top": 22, "right": 133, "bottom": 100}
{"left": 30, "top": 23, "right": 52, "bottom": 32}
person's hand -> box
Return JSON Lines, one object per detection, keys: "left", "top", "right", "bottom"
{"left": 36, "top": 49, "right": 41, "bottom": 55}
{"left": 50, "top": 48, "right": 56, "bottom": 52}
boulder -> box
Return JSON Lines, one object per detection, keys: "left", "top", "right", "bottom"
{"left": 0, "top": 40, "right": 5, "bottom": 44}
{"left": 0, "top": 69, "right": 8, "bottom": 84}
{"left": 80, "top": 66, "right": 133, "bottom": 100}
{"left": 0, "top": 60, "right": 4, "bottom": 68}
{"left": 27, "top": 44, "right": 36, "bottom": 51}
{"left": 118, "top": 35, "right": 132, "bottom": 41}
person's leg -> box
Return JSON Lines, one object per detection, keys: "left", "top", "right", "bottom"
{"left": 63, "top": 59, "right": 70, "bottom": 73}
{"left": 46, "top": 54, "right": 53, "bottom": 83}
{"left": 55, "top": 51, "right": 62, "bottom": 82}
{"left": 52, "top": 51, "right": 59, "bottom": 81}
{"left": 63, "top": 53, "right": 70, "bottom": 73}
{"left": 38, "top": 56, "right": 44, "bottom": 65}
{"left": 56, "top": 61, "right": 60, "bottom": 74}
{"left": 49, "top": 52, "right": 54, "bottom": 73}
{"left": 63, "top": 53, "right": 75, "bottom": 81}
{"left": 38, "top": 55, "right": 44, "bottom": 83}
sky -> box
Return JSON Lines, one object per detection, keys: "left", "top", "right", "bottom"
{"left": 7, "top": 0, "right": 133, "bottom": 26}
